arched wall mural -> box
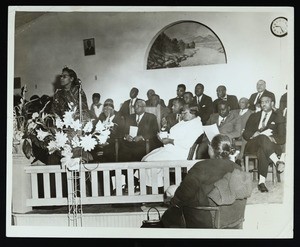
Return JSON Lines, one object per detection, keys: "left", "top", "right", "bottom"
{"left": 146, "top": 21, "right": 227, "bottom": 70}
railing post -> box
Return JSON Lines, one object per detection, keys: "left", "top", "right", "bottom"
{"left": 12, "top": 152, "right": 33, "bottom": 213}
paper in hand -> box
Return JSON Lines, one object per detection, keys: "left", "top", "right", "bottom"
{"left": 203, "top": 124, "right": 220, "bottom": 143}
{"left": 129, "top": 126, "right": 138, "bottom": 137}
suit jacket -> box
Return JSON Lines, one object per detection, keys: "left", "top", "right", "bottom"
{"left": 206, "top": 112, "right": 242, "bottom": 140}
{"left": 242, "top": 110, "right": 286, "bottom": 145}
{"left": 230, "top": 109, "right": 253, "bottom": 134}
{"left": 212, "top": 95, "right": 239, "bottom": 113}
{"left": 165, "top": 159, "right": 241, "bottom": 228}
{"left": 167, "top": 97, "right": 184, "bottom": 110}
{"left": 125, "top": 112, "right": 160, "bottom": 142}
{"left": 193, "top": 94, "right": 213, "bottom": 124}
{"left": 119, "top": 98, "right": 141, "bottom": 119}
{"left": 248, "top": 89, "right": 276, "bottom": 111}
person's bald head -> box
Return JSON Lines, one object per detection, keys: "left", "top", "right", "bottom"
{"left": 239, "top": 97, "right": 249, "bottom": 110}
{"left": 256, "top": 80, "right": 266, "bottom": 93}
{"left": 134, "top": 99, "right": 146, "bottom": 115}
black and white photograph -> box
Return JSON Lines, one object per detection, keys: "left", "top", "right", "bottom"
{"left": 83, "top": 38, "right": 96, "bottom": 56}
{"left": 6, "top": 6, "right": 294, "bottom": 238}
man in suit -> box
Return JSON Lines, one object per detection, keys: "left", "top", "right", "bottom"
{"left": 248, "top": 80, "right": 276, "bottom": 112}
{"left": 197, "top": 100, "right": 242, "bottom": 159}
{"left": 243, "top": 95, "right": 286, "bottom": 192}
{"left": 212, "top": 85, "right": 239, "bottom": 113}
{"left": 161, "top": 98, "right": 184, "bottom": 133}
{"left": 231, "top": 97, "right": 253, "bottom": 135}
{"left": 145, "top": 89, "right": 166, "bottom": 107}
{"left": 193, "top": 83, "right": 213, "bottom": 125}
{"left": 119, "top": 87, "right": 140, "bottom": 121}
{"left": 231, "top": 97, "right": 253, "bottom": 163}
{"left": 167, "top": 84, "right": 186, "bottom": 110}
{"left": 119, "top": 99, "right": 162, "bottom": 162}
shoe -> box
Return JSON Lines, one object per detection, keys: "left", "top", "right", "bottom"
{"left": 258, "top": 183, "right": 269, "bottom": 192}
{"left": 276, "top": 161, "right": 285, "bottom": 173}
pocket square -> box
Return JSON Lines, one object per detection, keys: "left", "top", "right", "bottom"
{"left": 202, "top": 105, "right": 206, "bottom": 107}
{"left": 271, "top": 122, "right": 275, "bottom": 124}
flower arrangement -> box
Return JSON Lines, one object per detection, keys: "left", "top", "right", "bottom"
{"left": 13, "top": 86, "right": 113, "bottom": 171}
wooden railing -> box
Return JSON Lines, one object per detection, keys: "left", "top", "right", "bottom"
{"left": 24, "top": 160, "right": 199, "bottom": 208}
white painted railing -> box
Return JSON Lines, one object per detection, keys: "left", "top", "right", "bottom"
{"left": 24, "top": 160, "right": 199, "bottom": 208}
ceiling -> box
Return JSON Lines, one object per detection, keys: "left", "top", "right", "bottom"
{"left": 15, "top": 12, "right": 48, "bottom": 29}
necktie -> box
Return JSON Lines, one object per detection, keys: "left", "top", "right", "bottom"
{"left": 130, "top": 100, "right": 134, "bottom": 114}
{"left": 136, "top": 115, "right": 140, "bottom": 125}
{"left": 197, "top": 97, "right": 200, "bottom": 104}
{"left": 260, "top": 112, "right": 268, "bottom": 131}
{"left": 254, "top": 93, "right": 261, "bottom": 105}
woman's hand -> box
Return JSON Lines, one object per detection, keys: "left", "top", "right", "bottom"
{"left": 133, "top": 135, "right": 145, "bottom": 142}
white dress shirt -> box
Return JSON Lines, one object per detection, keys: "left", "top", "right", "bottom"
{"left": 258, "top": 111, "right": 272, "bottom": 130}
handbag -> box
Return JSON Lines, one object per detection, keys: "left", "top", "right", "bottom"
{"left": 141, "top": 207, "right": 163, "bottom": 228}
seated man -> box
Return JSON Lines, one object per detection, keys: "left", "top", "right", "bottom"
{"left": 119, "top": 99, "right": 162, "bottom": 162}
{"left": 243, "top": 95, "right": 286, "bottom": 193}
{"left": 231, "top": 97, "right": 253, "bottom": 162}
{"left": 142, "top": 104, "right": 204, "bottom": 189}
{"left": 194, "top": 83, "right": 213, "bottom": 125}
{"left": 231, "top": 97, "right": 253, "bottom": 136}
{"left": 248, "top": 80, "right": 276, "bottom": 112}
{"left": 197, "top": 100, "right": 242, "bottom": 159}
{"left": 212, "top": 85, "right": 239, "bottom": 113}
{"left": 161, "top": 98, "right": 184, "bottom": 133}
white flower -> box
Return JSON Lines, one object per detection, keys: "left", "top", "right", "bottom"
{"left": 55, "top": 131, "right": 68, "bottom": 148}
{"left": 36, "top": 129, "right": 51, "bottom": 141}
{"left": 95, "top": 121, "right": 105, "bottom": 132}
{"left": 80, "top": 134, "right": 97, "bottom": 152}
{"left": 47, "top": 140, "right": 58, "bottom": 154}
{"left": 32, "top": 112, "right": 39, "bottom": 119}
{"left": 63, "top": 110, "right": 74, "bottom": 127}
{"left": 83, "top": 121, "right": 94, "bottom": 133}
{"left": 70, "top": 119, "right": 82, "bottom": 131}
{"left": 97, "top": 129, "right": 111, "bottom": 144}
{"left": 71, "top": 135, "right": 81, "bottom": 148}
{"left": 55, "top": 117, "right": 65, "bottom": 129}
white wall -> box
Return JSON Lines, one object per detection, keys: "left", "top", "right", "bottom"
{"left": 14, "top": 10, "right": 291, "bottom": 110}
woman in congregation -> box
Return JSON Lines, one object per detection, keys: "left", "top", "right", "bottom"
{"left": 161, "top": 134, "right": 252, "bottom": 228}
{"left": 141, "top": 104, "right": 204, "bottom": 189}
{"left": 52, "top": 66, "right": 90, "bottom": 122}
